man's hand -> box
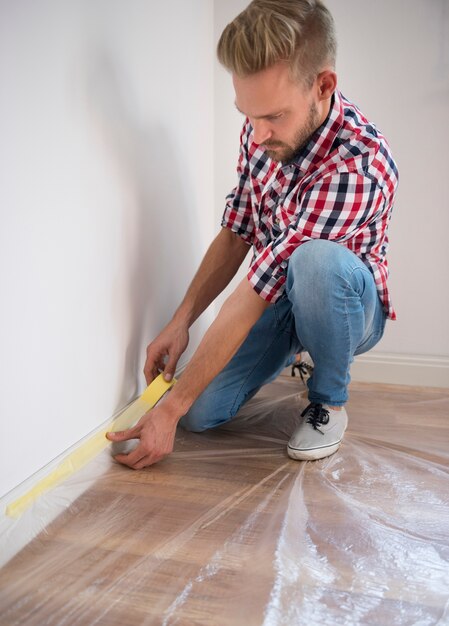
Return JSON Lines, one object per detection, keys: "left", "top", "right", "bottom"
{"left": 106, "top": 404, "right": 178, "bottom": 469}
{"left": 144, "top": 321, "right": 189, "bottom": 384}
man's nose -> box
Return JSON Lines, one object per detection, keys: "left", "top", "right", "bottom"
{"left": 251, "top": 120, "right": 272, "bottom": 145}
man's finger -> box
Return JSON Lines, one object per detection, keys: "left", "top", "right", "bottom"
{"left": 113, "top": 444, "right": 147, "bottom": 468}
{"left": 144, "top": 369, "right": 154, "bottom": 385}
{"left": 163, "top": 353, "right": 179, "bottom": 382}
{"left": 143, "top": 361, "right": 156, "bottom": 383}
{"left": 132, "top": 455, "right": 160, "bottom": 470}
{"left": 144, "top": 360, "right": 164, "bottom": 384}
{"left": 128, "top": 450, "right": 166, "bottom": 470}
{"left": 143, "top": 348, "right": 162, "bottom": 381}
{"left": 106, "top": 425, "right": 139, "bottom": 441}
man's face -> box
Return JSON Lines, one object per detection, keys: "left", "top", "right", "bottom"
{"left": 233, "top": 61, "right": 327, "bottom": 163}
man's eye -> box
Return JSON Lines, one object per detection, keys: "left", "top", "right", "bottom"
{"left": 268, "top": 114, "right": 283, "bottom": 121}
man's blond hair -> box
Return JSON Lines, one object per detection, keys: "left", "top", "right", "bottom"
{"left": 217, "top": 0, "right": 337, "bottom": 88}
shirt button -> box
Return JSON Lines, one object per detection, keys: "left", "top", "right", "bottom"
{"left": 275, "top": 217, "right": 280, "bottom": 224}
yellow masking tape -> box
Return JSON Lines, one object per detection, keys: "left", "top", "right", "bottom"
{"left": 140, "top": 373, "right": 174, "bottom": 405}
{"left": 6, "top": 374, "right": 175, "bottom": 519}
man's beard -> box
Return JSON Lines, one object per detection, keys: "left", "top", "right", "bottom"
{"left": 263, "top": 102, "right": 320, "bottom": 163}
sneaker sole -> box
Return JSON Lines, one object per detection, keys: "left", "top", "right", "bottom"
{"left": 287, "top": 440, "right": 342, "bottom": 461}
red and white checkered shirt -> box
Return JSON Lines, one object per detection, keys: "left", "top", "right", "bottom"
{"left": 222, "top": 89, "right": 399, "bottom": 320}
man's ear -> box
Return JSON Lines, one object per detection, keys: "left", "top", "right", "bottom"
{"left": 317, "top": 70, "right": 337, "bottom": 100}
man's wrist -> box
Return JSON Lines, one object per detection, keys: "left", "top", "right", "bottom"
{"left": 171, "top": 304, "right": 194, "bottom": 329}
{"left": 160, "top": 391, "right": 192, "bottom": 423}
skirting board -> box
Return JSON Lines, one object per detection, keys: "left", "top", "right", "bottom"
{"left": 282, "top": 353, "right": 449, "bottom": 389}
{"left": 350, "top": 352, "right": 449, "bottom": 389}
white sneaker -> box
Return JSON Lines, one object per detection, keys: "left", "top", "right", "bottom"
{"left": 287, "top": 402, "right": 348, "bottom": 461}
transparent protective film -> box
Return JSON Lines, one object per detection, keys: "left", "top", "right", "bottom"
{"left": 1, "top": 377, "right": 448, "bottom": 625}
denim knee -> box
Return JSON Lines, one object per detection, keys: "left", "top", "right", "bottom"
{"left": 179, "top": 394, "right": 230, "bottom": 433}
{"left": 179, "top": 410, "right": 210, "bottom": 433}
{"left": 287, "top": 239, "right": 352, "bottom": 288}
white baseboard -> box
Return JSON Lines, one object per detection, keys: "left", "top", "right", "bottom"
{"left": 350, "top": 352, "right": 449, "bottom": 388}
{"left": 282, "top": 352, "right": 449, "bottom": 389}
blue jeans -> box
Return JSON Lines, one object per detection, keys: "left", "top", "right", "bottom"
{"left": 180, "top": 239, "right": 387, "bottom": 432}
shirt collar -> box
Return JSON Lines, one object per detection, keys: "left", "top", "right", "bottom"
{"left": 285, "top": 89, "right": 344, "bottom": 172}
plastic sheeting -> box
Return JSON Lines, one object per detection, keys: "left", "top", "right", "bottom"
{"left": 0, "top": 376, "right": 448, "bottom": 625}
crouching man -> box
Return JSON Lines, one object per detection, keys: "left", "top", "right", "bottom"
{"left": 108, "top": 0, "right": 398, "bottom": 468}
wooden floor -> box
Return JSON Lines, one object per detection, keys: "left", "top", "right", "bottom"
{"left": 1, "top": 379, "right": 448, "bottom": 625}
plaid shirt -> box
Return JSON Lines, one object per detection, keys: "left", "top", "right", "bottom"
{"left": 222, "top": 89, "right": 399, "bottom": 320}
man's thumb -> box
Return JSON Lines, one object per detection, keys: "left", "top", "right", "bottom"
{"left": 163, "top": 359, "right": 177, "bottom": 382}
{"left": 106, "top": 428, "right": 135, "bottom": 441}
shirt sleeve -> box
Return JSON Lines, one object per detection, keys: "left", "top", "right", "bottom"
{"left": 248, "top": 171, "right": 387, "bottom": 302}
{"left": 221, "top": 120, "right": 255, "bottom": 245}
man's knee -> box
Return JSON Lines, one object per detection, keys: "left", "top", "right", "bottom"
{"left": 290, "top": 239, "right": 349, "bottom": 271}
{"left": 179, "top": 411, "right": 210, "bottom": 433}
{"left": 287, "top": 239, "right": 347, "bottom": 292}
{"left": 179, "top": 396, "right": 230, "bottom": 433}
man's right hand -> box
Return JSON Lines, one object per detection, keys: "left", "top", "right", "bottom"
{"left": 143, "top": 321, "right": 189, "bottom": 384}
{"left": 143, "top": 230, "right": 250, "bottom": 385}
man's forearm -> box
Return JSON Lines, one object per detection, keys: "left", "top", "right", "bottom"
{"left": 164, "top": 278, "right": 270, "bottom": 418}
{"left": 172, "top": 228, "right": 250, "bottom": 328}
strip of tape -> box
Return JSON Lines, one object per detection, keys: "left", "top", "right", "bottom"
{"left": 6, "top": 374, "right": 175, "bottom": 519}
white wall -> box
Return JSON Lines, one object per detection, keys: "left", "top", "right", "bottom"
{"left": 0, "top": 0, "right": 214, "bottom": 498}
{"left": 214, "top": 0, "right": 253, "bottom": 312}
{"left": 214, "top": 0, "right": 449, "bottom": 361}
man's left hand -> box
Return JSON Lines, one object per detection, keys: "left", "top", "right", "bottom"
{"left": 106, "top": 406, "right": 178, "bottom": 469}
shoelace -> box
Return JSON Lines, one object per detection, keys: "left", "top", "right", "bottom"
{"left": 301, "top": 402, "right": 330, "bottom": 435}
{"left": 291, "top": 360, "right": 314, "bottom": 385}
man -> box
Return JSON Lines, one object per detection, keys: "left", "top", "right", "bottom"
{"left": 107, "top": 0, "right": 398, "bottom": 468}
